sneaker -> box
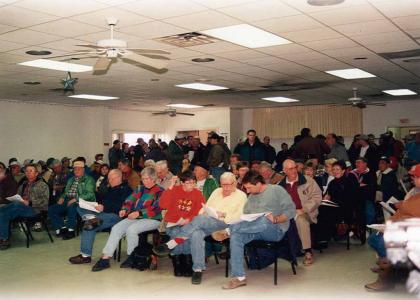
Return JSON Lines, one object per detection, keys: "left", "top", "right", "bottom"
{"left": 92, "top": 258, "right": 110, "bottom": 272}
{"left": 69, "top": 254, "right": 91, "bottom": 264}
{"left": 56, "top": 228, "right": 68, "bottom": 237}
{"left": 211, "top": 230, "right": 229, "bottom": 242}
{"left": 303, "top": 252, "right": 314, "bottom": 266}
{"left": 62, "top": 230, "right": 76, "bottom": 240}
{"left": 152, "top": 243, "right": 171, "bottom": 257}
{"left": 0, "top": 239, "right": 10, "bottom": 250}
{"left": 32, "top": 222, "right": 42, "bottom": 232}
{"left": 222, "top": 278, "right": 247, "bottom": 290}
{"left": 149, "top": 255, "right": 158, "bottom": 270}
{"left": 192, "top": 271, "right": 202, "bottom": 285}
{"left": 120, "top": 256, "right": 134, "bottom": 268}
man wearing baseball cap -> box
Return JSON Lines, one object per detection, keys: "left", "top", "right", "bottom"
{"left": 48, "top": 160, "right": 96, "bottom": 240}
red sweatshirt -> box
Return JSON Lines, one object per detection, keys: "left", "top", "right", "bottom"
{"left": 159, "top": 185, "right": 205, "bottom": 223}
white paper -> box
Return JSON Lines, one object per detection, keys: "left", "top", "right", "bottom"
{"left": 79, "top": 198, "right": 100, "bottom": 213}
{"left": 6, "top": 194, "right": 24, "bottom": 202}
{"left": 228, "top": 212, "right": 267, "bottom": 224}
{"left": 321, "top": 199, "right": 339, "bottom": 208}
{"left": 202, "top": 204, "right": 219, "bottom": 219}
{"left": 188, "top": 151, "right": 194, "bottom": 162}
{"left": 166, "top": 217, "right": 186, "bottom": 228}
{"left": 367, "top": 224, "right": 386, "bottom": 233}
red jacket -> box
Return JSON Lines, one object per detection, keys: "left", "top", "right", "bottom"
{"left": 160, "top": 185, "right": 205, "bottom": 223}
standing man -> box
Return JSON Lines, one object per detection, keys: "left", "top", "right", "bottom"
{"left": 279, "top": 159, "right": 322, "bottom": 266}
{"left": 133, "top": 138, "right": 145, "bottom": 171}
{"left": 263, "top": 136, "right": 276, "bottom": 164}
{"left": 220, "top": 170, "right": 296, "bottom": 289}
{"left": 167, "top": 134, "right": 187, "bottom": 175}
{"left": 326, "top": 133, "right": 349, "bottom": 161}
{"left": 357, "top": 135, "right": 380, "bottom": 172}
{"left": 108, "top": 140, "right": 124, "bottom": 169}
{"left": 234, "top": 129, "right": 267, "bottom": 164}
{"left": 207, "top": 133, "right": 228, "bottom": 183}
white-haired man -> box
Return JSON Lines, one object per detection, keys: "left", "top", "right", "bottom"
{"left": 155, "top": 160, "right": 174, "bottom": 190}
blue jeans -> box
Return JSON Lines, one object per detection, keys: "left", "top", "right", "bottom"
{"left": 368, "top": 232, "right": 386, "bottom": 258}
{"left": 48, "top": 202, "right": 78, "bottom": 230}
{"left": 365, "top": 200, "right": 376, "bottom": 225}
{"left": 77, "top": 207, "right": 121, "bottom": 256}
{"left": 228, "top": 216, "right": 285, "bottom": 277}
{"left": 166, "top": 215, "right": 227, "bottom": 271}
{"left": 0, "top": 202, "right": 37, "bottom": 239}
{"left": 209, "top": 167, "right": 225, "bottom": 184}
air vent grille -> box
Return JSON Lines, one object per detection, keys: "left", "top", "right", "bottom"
{"left": 156, "top": 32, "right": 219, "bottom": 47}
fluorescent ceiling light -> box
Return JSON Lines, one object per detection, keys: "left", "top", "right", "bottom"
{"left": 18, "top": 59, "right": 92, "bottom": 72}
{"left": 166, "top": 104, "right": 203, "bottom": 108}
{"left": 69, "top": 94, "right": 119, "bottom": 100}
{"left": 262, "top": 97, "right": 300, "bottom": 103}
{"left": 175, "top": 83, "right": 228, "bottom": 91}
{"left": 201, "top": 24, "right": 292, "bottom": 48}
{"left": 383, "top": 89, "right": 417, "bottom": 96}
{"left": 325, "top": 68, "right": 376, "bottom": 79}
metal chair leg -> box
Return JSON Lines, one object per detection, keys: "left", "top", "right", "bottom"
{"left": 274, "top": 258, "right": 278, "bottom": 285}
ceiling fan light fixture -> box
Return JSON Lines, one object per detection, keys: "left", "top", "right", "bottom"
{"left": 25, "top": 50, "right": 52, "bottom": 56}
{"left": 307, "top": 0, "right": 345, "bottom": 6}
{"left": 167, "top": 104, "right": 204, "bottom": 108}
{"left": 69, "top": 94, "right": 119, "bottom": 100}
{"left": 325, "top": 68, "right": 376, "bottom": 79}
{"left": 19, "top": 59, "right": 92, "bottom": 73}
{"left": 191, "top": 58, "right": 215, "bottom": 63}
{"left": 23, "top": 81, "right": 41, "bottom": 85}
{"left": 201, "top": 24, "right": 292, "bottom": 48}
{"left": 383, "top": 89, "right": 417, "bottom": 96}
{"left": 262, "top": 96, "right": 300, "bottom": 103}
{"left": 175, "top": 83, "right": 228, "bottom": 91}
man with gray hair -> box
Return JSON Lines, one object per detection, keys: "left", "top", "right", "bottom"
{"left": 69, "top": 169, "right": 132, "bottom": 264}
{"left": 155, "top": 160, "right": 174, "bottom": 190}
{"left": 153, "top": 172, "right": 247, "bottom": 285}
{"left": 92, "top": 167, "right": 164, "bottom": 272}
{"left": 259, "top": 161, "right": 284, "bottom": 185}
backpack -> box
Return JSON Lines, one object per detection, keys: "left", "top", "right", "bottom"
{"left": 246, "top": 247, "right": 277, "bottom": 270}
{"left": 130, "top": 242, "right": 153, "bottom": 271}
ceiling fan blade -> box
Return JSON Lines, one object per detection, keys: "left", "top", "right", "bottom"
{"left": 152, "top": 112, "right": 169, "bottom": 115}
{"left": 44, "top": 52, "right": 99, "bottom": 60}
{"left": 176, "top": 112, "right": 195, "bottom": 116}
{"left": 123, "top": 52, "right": 168, "bottom": 70}
{"left": 76, "top": 44, "right": 104, "bottom": 49}
{"left": 368, "top": 103, "right": 386, "bottom": 106}
{"left": 93, "top": 57, "right": 112, "bottom": 72}
{"left": 126, "top": 48, "right": 171, "bottom": 55}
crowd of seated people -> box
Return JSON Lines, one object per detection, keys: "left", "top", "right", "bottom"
{"left": 0, "top": 127, "right": 418, "bottom": 292}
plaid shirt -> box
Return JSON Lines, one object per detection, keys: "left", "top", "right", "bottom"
{"left": 66, "top": 177, "right": 79, "bottom": 200}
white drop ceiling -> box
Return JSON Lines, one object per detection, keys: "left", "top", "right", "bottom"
{"left": 0, "top": 0, "right": 419, "bottom": 111}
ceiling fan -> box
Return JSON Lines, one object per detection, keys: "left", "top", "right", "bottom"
{"left": 50, "top": 17, "right": 170, "bottom": 74}
{"left": 337, "top": 88, "right": 386, "bottom": 109}
{"left": 152, "top": 109, "right": 195, "bottom": 117}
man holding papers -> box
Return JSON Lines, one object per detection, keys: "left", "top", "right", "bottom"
{"left": 222, "top": 170, "right": 296, "bottom": 289}
{"left": 153, "top": 172, "right": 247, "bottom": 285}
{"left": 48, "top": 160, "right": 96, "bottom": 240}
{"left": 0, "top": 164, "right": 49, "bottom": 250}
{"left": 68, "top": 169, "right": 132, "bottom": 264}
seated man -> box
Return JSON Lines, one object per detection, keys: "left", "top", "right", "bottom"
{"left": 153, "top": 171, "right": 205, "bottom": 279}
{"left": 0, "top": 164, "right": 49, "bottom": 250}
{"left": 259, "top": 161, "right": 284, "bottom": 185}
{"left": 221, "top": 170, "right": 296, "bottom": 289}
{"left": 193, "top": 162, "right": 218, "bottom": 201}
{"left": 365, "top": 165, "right": 420, "bottom": 291}
{"left": 48, "top": 160, "right": 96, "bottom": 240}
{"left": 68, "top": 169, "right": 132, "bottom": 264}
{"left": 155, "top": 160, "right": 173, "bottom": 190}
{"left": 118, "top": 158, "right": 141, "bottom": 190}
{"left": 279, "top": 159, "right": 322, "bottom": 266}
{"left": 153, "top": 172, "right": 247, "bottom": 284}
{"left": 91, "top": 167, "right": 163, "bottom": 272}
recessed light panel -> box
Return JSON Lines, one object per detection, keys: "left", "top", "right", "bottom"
{"left": 383, "top": 89, "right": 417, "bottom": 96}
{"left": 19, "top": 59, "right": 92, "bottom": 72}
{"left": 262, "top": 97, "right": 300, "bottom": 103}
{"left": 325, "top": 68, "right": 376, "bottom": 79}
{"left": 166, "top": 104, "right": 204, "bottom": 108}
{"left": 175, "top": 83, "right": 228, "bottom": 91}
{"left": 202, "top": 24, "right": 292, "bottom": 48}
{"left": 69, "top": 94, "right": 118, "bottom": 100}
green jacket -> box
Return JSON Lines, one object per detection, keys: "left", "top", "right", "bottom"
{"left": 61, "top": 175, "right": 96, "bottom": 202}
{"left": 203, "top": 176, "right": 219, "bottom": 201}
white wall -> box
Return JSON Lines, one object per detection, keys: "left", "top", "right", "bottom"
{"left": 362, "top": 99, "right": 420, "bottom": 136}
{"left": 0, "top": 100, "right": 231, "bottom": 164}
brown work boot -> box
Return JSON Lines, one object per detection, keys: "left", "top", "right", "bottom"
{"left": 303, "top": 252, "right": 314, "bottom": 266}
{"left": 69, "top": 254, "right": 92, "bottom": 264}
{"left": 222, "top": 278, "right": 247, "bottom": 290}
{"left": 365, "top": 259, "right": 395, "bottom": 292}
{"left": 212, "top": 230, "right": 229, "bottom": 242}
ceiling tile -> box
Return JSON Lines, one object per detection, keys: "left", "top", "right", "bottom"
{"left": 0, "top": 39, "right": 25, "bottom": 52}
{"left": 280, "top": 27, "right": 342, "bottom": 43}
{"left": 70, "top": 8, "right": 152, "bottom": 29}
{"left": 0, "top": 52, "right": 27, "bottom": 64}
{"left": 75, "top": 30, "right": 141, "bottom": 43}
{"left": 321, "top": 46, "right": 374, "bottom": 58}
{"left": 282, "top": 0, "right": 367, "bottom": 13}
{"left": 164, "top": 10, "right": 241, "bottom": 31}
{"left": 15, "top": 0, "right": 108, "bottom": 17}
{"left": 253, "top": 14, "right": 323, "bottom": 34}
{"left": 302, "top": 37, "right": 359, "bottom": 51}
{"left": 258, "top": 44, "right": 312, "bottom": 56}
{"left": 333, "top": 19, "right": 400, "bottom": 37}
{"left": 0, "top": 5, "right": 59, "bottom": 27}
{"left": 39, "top": 38, "right": 93, "bottom": 52}
{"left": 351, "top": 31, "right": 415, "bottom": 46}
{"left": 119, "top": 0, "right": 207, "bottom": 19}
{"left": 392, "top": 14, "right": 420, "bottom": 31}
{"left": 371, "top": 0, "right": 420, "bottom": 18}
{"left": 118, "top": 21, "right": 187, "bottom": 39}
{"left": 188, "top": 41, "right": 245, "bottom": 54}
{"left": 217, "top": 0, "right": 300, "bottom": 22}
{"left": 29, "top": 19, "right": 104, "bottom": 38}
{"left": 0, "top": 23, "right": 17, "bottom": 34}
{"left": 309, "top": 4, "right": 385, "bottom": 26}
{"left": 0, "top": 28, "right": 62, "bottom": 45}
{"left": 215, "top": 49, "right": 269, "bottom": 62}
{"left": 364, "top": 41, "right": 420, "bottom": 53}
{"left": 191, "top": 0, "right": 256, "bottom": 9}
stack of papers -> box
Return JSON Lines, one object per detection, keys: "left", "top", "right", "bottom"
{"left": 321, "top": 199, "right": 339, "bottom": 208}
{"left": 6, "top": 194, "right": 24, "bottom": 202}
{"left": 79, "top": 198, "right": 100, "bottom": 213}
{"left": 202, "top": 204, "right": 219, "bottom": 219}
{"left": 228, "top": 212, "right": 267, "bottom": 224}
{"left": 166, "top": 218, "right": 187, "bottom": 228}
